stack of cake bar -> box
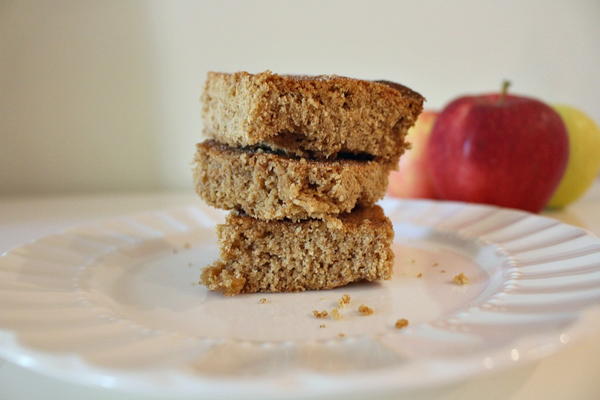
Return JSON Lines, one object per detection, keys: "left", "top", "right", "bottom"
{"left": 194, "top": 71, "right": 424, "bottom": 295}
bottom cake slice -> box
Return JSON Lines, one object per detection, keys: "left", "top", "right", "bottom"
{"left": 201, "top": 205, "right": 394, "bottom": 295}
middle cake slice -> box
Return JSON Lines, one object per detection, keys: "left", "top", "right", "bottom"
{"left": 194, "top": 139, "right": 392, "bottom": 221}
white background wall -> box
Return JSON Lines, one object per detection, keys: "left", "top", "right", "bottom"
{"left": 1, "top": 0, "right": 599, "bottom": 195}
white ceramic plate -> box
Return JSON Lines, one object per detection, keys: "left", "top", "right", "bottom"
{"left": 1, "top": 199, "right": 600, "bottom": 399}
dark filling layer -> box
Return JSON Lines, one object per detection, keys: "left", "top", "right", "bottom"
{"left": 206, "top": 139, "right": 376, "bottom": 163}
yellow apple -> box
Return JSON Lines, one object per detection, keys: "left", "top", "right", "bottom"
{"left": 387, "top": 111, "right": 438, "bottom": 198}
{"left": 547, "top": 105, "right": 600, "bottom": 208}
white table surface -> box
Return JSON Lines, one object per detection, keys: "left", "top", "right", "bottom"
{"left": 1, "top": 186, "right": 600, "bottom": 400}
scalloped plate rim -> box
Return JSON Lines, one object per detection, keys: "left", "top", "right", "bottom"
{"left": 0, "top": 198, "right": 599, "bottom": 399}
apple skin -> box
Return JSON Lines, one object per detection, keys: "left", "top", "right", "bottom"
{"left": 547, "top": 105, "right": 600, "bottom": 209}
{"left": 387, "top": 111, "right": 438, "bottom": 199}
{"left": 426, "top": 93, "right": 569, "bottom": 213}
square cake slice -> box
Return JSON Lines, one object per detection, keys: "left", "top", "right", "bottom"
{"left": 200, "top": 205, "right": 394, "bottom": 295}
{"left": 194, "top": 140, "right": 392, "bottom": 221}
{"left": 201, "top": 71, "right": 424, "bottom": 163}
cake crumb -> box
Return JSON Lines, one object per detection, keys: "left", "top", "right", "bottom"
{"left": 452, "top": 273, "right": 470, "bottom": 285}
{"left": 338, "top": 294, "right": 351, "bottom": 307}
{"left": 313, "top": 310, "right": 328, "bottom": 319}
{"left": 337, "top": 333, "right": 346, "bottom": 338}
{"left": 432, "top": 262, "right": 439, "bottom": 267}
{"left": 319, "top": 324, "right": 326, "bottom": 328}
{"left": 416, "top": 272, "right": 423, "bottom": 278}
{"left": 259, "top": 298, "right": 269, "bottom": 304}
{"left": 395, "top": 318, "right": 409, "bottom": 329}
{"left": 331, "top": 308, "right": 342, "bottom": 320}
{"left": 358, "top": 305, "right": 374, "bottom": 316}
{"left": 409, "top": 258, "right": 415, "bottom": 264}
{"left": 440, "top": 269, "right": 446, "bottom": 273}
{"left": 183, "top": 242, "right": 191, "bottom": 249}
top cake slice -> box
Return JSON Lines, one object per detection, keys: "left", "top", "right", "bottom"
{"left": 201, "top": 71, "right": 424, "bottom": 163}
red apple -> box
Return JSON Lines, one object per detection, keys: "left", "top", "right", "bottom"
{"left": 426, "top": 83, "right": 569, "bottom": 213}
{"left": 387, "top": 111, "right": 438, "bottom": 198}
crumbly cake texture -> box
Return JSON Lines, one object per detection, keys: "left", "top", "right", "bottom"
{"left": 200, "top": 205, "right": 394, "bottom": 295}
{"left": 194, "top": 140, "right": 391, "bottom": 220}
{"left": 201, "top": 71, "right": 424, "bottom": 163}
